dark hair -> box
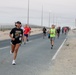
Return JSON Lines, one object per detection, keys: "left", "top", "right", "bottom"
{"left": 15, "top": 21, "right": 21, "bottom": 24}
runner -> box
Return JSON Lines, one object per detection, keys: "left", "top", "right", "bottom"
{"left": 56, "top": 26, "right": 61, "bottom": 38}
{"left": 23, "top": 24, "right": 30, "bottom": 44}
{"left": 27, "top": 26, "right": 31, "bottom": 41}
{"left": 9, "top": 21, "right": 23, "bottom": 65}
{"left": 42, "top": 27, "right": 47, "bottom": 39}
{"left": 49, "top": 25, "right": 56, "bottom": 49}
{"left": 62, "top": 27, "right": 64, "bottom": 34}
{"left": 64, "top": 27, "right": 68, "bottom": 35}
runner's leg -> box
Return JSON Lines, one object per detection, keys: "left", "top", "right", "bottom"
{"left": 11, "top": 44, "right": 15, "bottom": 53}
{"left": 12, "top": 44, "right": 20, "bottom": 65}
{"left": 13, "top": 44, "right": 20, "bottom": 60}
{"left": 27, "top": 35, "right": 29, "bottom": 41}
{"left": 43, "top": 33, "right": 44, "bottom": 39}
{"left": 50, "top": 37, "right": 54, "bottom": 49}
{"left": 24, "top": 36, "right": 27, "bottom": 44}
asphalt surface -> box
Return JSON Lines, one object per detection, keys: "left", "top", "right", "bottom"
{"left": 0, "top": 33, "right": 43, "bottom": 48}
{"left": 0, "top": 33, "right": 66, "bottom": 75}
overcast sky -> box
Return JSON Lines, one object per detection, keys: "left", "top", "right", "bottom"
{"left": 0, "top": 0, "right": 76, "bottom": 27}
{"left": 0, "top": 0, "right": 76, "bottom": 14}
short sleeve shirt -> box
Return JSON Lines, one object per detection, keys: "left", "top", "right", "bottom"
{"left": 10, "top": 27, "right": 23, "bottom": 42}
{"left": 24, "top": 27, "right": 30, "bottom": 34}
{"left": 50, "top": 28, "right": 56, "bottom": 37}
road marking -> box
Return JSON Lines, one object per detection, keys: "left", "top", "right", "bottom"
{"left": 0, "top": 46, "right": 10, "bottom": 50}
{"left": 0, "top": 41, "right": 32, "bottom": 50}
{"left": 52, "top": 39, "right": 66, "bottom": 60}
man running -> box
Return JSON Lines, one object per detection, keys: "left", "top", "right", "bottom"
{"left": 64, "top": 27, "right": 68, "bottom": 35}
{"left": 42, "top": 27, "right": 47, "bottom": 39}
{"left": 27, "top": 26, "right": 31, "bottom": 41}
{"left": 9, "top": 21, "right": 23, "bottom": 65}
{"left": 62, "top": 27, "right": 64, "bottom": 34}
{"left": 23, "top": 24, "right": 30, "bottom": 44}
{"left": 56, "top": 26, "right": 61, "bottom": 38}
{"left": 49, "top": 25, "right": 56, "bottom": 49}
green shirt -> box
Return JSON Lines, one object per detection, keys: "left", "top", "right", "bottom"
{"left": 50, "top": 28, "right": 56, "bottom": 37}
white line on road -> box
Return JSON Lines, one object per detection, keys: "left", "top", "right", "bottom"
{"left": 0, "top": 46, "right": 10, "bottom": 50}
{"left": 0, "top": 41, "right": 33, "bottom": 50}
{"left": 52, "top": 38, "right": 66, "bottom": 60}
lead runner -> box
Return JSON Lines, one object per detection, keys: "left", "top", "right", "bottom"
{"left": 9, "top": 21, "right": 23, "bottom": 65}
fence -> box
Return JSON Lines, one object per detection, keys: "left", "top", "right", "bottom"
{"left": 0, "top": 24, "right": 49, "bottom": 31}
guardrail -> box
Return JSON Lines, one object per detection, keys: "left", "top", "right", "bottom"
{"left": 0, "top": 24, "right": 50, "bottom": 31}
{"left": 0, "top": 25, "right": 15, "bottom": 31}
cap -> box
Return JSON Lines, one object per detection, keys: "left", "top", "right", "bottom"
{"left": 15, "top": 21, "right": 21, "bottom": 24}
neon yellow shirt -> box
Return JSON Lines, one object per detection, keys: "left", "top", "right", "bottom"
{"left": 50, "top": 28, "right": 56, "bottom": 37}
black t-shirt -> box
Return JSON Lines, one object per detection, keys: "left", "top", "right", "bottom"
{"left": 43, "top": 27, "right": 46, "bottom": 32}
{"left": 10, "top": 27, "right": 23, "bottom": 42}
{"left": 56, "top": 28, "right": 60, "bottom": 33}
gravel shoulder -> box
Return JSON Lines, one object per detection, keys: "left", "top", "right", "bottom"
{"left": 40, "top": 30, "right": 76, "bottom": 75}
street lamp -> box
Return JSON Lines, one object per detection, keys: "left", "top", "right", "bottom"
{"left": 56, "top": 16, "right": 58, "bottom": 27}
{"left": 49, "top": 10, "right": 51, "bottom": 27}
{"left": 75, "top": 19, "right": 76, "bottom": 27}
{"left": 27, "top": 0, "right": 30, "bottom": 25}
{"left": 41, "top": 5, "right": 43, "bottom": 27}
{"left": 53, "top": 13, "right": 55, "bottom": 25}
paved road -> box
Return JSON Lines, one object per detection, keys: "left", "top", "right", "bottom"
{"left": 0, "top": 33, "right": 66, "bottom": 75}
{"left": 0, "top": 33, "right": 43, "bottom": 48}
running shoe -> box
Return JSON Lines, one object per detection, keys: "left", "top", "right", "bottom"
{"left": 10, "top": 50, "right": 12, "bottom": 54}
{"left": 51, "top": 46, "right": 53, "bottom": 49}
{"left": 12, "top": 60, "right": 16, "bottom": 65}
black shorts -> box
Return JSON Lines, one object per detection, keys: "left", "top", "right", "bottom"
{"left": 57, "top": 31, "right": 60, "bottom": 34}
{"left": 43, "top": 32, "right": 46, "bottom": 34}
{"left": 43, "top": 32, "right": 46, "bottom": 35}
{"left": 24, "top": 34, "right": 28, "bottom": 37}
{"left": 11, "top": 40, "right": 21, "bottom": 45}
{"left": 50, "top": 37, "right": 55, "bottom": 41}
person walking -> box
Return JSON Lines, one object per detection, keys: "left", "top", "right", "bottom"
{"left": 9, "top": 21, "right": 23, "bottom": 65}
{"left": 49, "top": 25, "right": 56, "bottom": 49}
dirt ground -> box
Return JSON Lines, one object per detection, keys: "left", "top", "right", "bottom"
{"left": 40, "top": 30, "right": 76, "bottom": 75}
{"left": 0, "top": 28, "right": 42, "bottom": 41}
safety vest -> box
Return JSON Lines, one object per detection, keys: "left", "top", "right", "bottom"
{"left": 50, "top": 28, "right": 56, "bottom": 37}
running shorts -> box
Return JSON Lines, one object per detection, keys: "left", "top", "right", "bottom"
{"left": 50, "top": 37, "right": 55, "bottom": 41}
{"left": 24, "top": 34, "right": 28, "bottom": 37}
{"left": 11, "top": 40, "right": 21, "bottom": 45}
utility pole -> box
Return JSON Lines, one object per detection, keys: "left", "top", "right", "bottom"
{"left": 41, "top": 5, "right": 43, "bottom": 27}
{"left": 49, "top": 12, "right": 50, "bottom": 27}
{"left": 75, "top": 19, "right": 76, "bottom": 27}
{"left": 27, "top": 0, "right": 30, "bottom": 25}
{"left": 56, "top": 17, "right": 58, "bottom": 27}
{"left": 53, "top": 13, "right": 54, "bottom": 25}
{"left": 49, "top": 11, "right": 51, "bottom": 27}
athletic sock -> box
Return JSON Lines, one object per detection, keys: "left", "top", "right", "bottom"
{"left": 10, "top": 50, "right": 12, "bottom": 54}
{"left": 52, "top": 45, "right": 53, "bottom": 47}
{"left": 51, "top": 45, "right": 53, "bottom": 49}
{"left": 12, "top": 60, "right": 16, "bottom": 65}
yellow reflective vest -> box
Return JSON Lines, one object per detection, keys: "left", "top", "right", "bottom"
{"left": 50, "top": 28, "right": 56, "bottom": 37}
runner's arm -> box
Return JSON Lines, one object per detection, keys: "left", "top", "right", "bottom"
{"left": 9, "top": 28, "right": 15, "bottom": 40}
{"left": 9, "top": 34, "right": 15, "bottom": 41}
